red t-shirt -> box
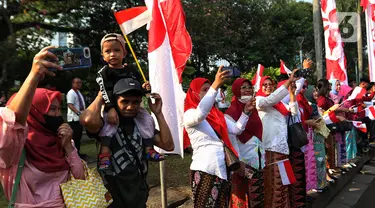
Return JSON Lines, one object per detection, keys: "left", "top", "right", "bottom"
{"left": 317, "top": 96, "right": 334, "bottom": 111}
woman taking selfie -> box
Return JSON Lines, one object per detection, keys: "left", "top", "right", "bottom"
{"left": 184, "top": 67, "right": 253, "bottom": 207}
{"left": 0, "top": 46, "right": 85, "bottom": 207}
{"left": 256, "top": 71, "right": 299, "bottom": 208}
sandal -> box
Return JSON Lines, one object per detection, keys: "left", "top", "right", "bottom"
{"left": 98, "top": 153, "right": 111, "bottom": 171}
{"left": 146, "top": 149, "right": 165, "bottom": 162}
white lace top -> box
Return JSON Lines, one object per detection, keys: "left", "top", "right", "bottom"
{"left": 256, "top": 85, "right": 299, "bottom": 155}
{"left": 184, "top": 87, "right": 249, "bottom": 180}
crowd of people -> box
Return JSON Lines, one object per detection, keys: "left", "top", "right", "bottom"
{"left": 183, "top": 59, "right": 375, "bottom": 207}
{"left": 0, "top": 32, "right": 374, "bottom": 208}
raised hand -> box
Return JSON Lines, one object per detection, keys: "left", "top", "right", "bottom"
{"left": 31, "top": 46, "right": 62, "bottom": 80}
{"left": 212, "top": 66, "right": 231, "bottom": 90}
{"left": 148, "top": 93, "right": 163, "bottom": 115}
{"left": 303, "top": 59, "right": 313, "bottom": 69}
{"left": 244, "top": 98, "right": 256, "bottom": 114}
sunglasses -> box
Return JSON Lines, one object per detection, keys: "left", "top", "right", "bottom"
{"left": 302, "top": 85, "right": 308, "bottom": 89}
{"left": 240, "top": 86, "right": 253, "bottom": 90}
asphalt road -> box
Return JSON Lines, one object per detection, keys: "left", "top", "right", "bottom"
{"left": 354, "top": 170, "right": 375, "bottom": 208}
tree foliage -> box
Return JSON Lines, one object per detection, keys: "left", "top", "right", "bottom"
{"left": 2, "top": 0, "right": 356, "bottom": 99}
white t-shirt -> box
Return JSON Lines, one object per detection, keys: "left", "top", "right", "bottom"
{"left": 66, "top": 89, "right": 86, "bottom": 122}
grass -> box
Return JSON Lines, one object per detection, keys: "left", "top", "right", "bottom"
{"left": 0, "top": 140, "right": 193, "bottom": 207}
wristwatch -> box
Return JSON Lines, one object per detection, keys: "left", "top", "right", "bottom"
{"left": 244, "top": 110, "right": 251, "bottom": 116}
{"left": 77, "top": 111, "right": 82, "bottom": 116}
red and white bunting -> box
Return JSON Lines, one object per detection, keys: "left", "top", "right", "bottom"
{"left": 280, "top": 60, "right": 292, "bottom": 75}
{"left": 252, "top": 64, "right": 264, "bottom": 92}
{"left": 321, "top": 0, "right": 348, "bottom": 84}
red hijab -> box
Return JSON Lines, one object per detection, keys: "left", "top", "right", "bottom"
{"left": 7, "top": 88, "right": 69, "bottom": 172}
{"left": 297, "top": 80, "right": 312, "bottom": 130}
{"left": 183, "top": 78, "right": 238, "bottom": 156}
{"left": 256, "top": 76, "right": 290, "bottom": 116}
{"left": 226, "top": 78, "right": 263, "bottom": 143}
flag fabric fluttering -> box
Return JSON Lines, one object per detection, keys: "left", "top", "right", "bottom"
{"left": 347, "top": 87, "right": 367, "bottom": 100}
{"left": 146, "top": 0, "right": 192, "bottom": 157}
{"left": 361, "top": 0, "right": 375, "bottom": 81}
{"left": 352, "top": 121, "right": 367, "bottom": 133}
{"left": 364, "top": 101, "right": 374, "bottom": 108}
{"left": 280, "top": 60, "right": 292, "bottom": 75}
{"left": 321, "top": 0, "right": 348, "bottom": 84}
{"left": 252, "top": 64, "right": 264, "bottom": 92}
{"left": 323, "top": 111, "right": 340, "bottom": 124}
{"left": 353, "top": 104, "right": 365, "bottom": 113}
{"left": 366, "top": 106, "right": 375, "bottom": 120}
{"left": 277, "top": 159, "right": 297, "bottom": 185}
{"left": 114, "top": 6, "right": 152, "bottom": 35}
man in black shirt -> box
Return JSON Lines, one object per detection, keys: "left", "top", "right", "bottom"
{"left": 81, "top": 78, "right": 174, "bottom": 207}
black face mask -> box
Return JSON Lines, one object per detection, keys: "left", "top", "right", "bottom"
{"left": 43, "top": 115, "right": 64, "bottom": 134}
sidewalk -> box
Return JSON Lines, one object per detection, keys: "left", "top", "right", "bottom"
{"left": 307, "top": 149, "right": 375, "bottom": 208}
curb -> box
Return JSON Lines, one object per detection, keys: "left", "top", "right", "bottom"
{"left": 308, "top": 149, "right": 375, "bottom": 208}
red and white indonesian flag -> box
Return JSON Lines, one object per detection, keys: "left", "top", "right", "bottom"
{"left": 353, "top": 105, "right": 364, "bottom": 113}
{"left": 252, "top": 64, "right": 264, "bottom": 92}
{"left": 321, "top": 0, "right": 348, "bottom": 84}
{"left": 280, "top": 60, "right": 292, "bottom": 75}
{"left": 323, "top": 111, "right": 340, "bottom": 124}
{"left": 361, "top": 0, "right": 375, "bottom": 81}
{"left": 366, "top": 106, "right": 375, "bottom": 120}
{"left": 146, "top": 0, "right": 192, "bottom": 157}
{"left": 277, "top": 159, "right": 296, "bottom": 185}
{"left": 347, "top": 87, "right": 367, "bottom": 100}
{"left": 352, "top": 121, "right": 367, "bottom": 133}
{"left": 114, "top": 7, "right": 152, "bottom": 35}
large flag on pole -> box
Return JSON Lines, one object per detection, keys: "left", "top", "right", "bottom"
{"left": 114, "top": 7, "right": 152, "bottom": 35}
{"left": 361, "top": 0, "right": 375, "bottom": 81}
{"left": 146, "top": 0, "right": 192, "bottom": 156}
{"left": 321, "top": 0, "right": 348, "bottom": 84}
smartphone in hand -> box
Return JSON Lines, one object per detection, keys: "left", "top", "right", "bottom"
{"left": 222, "top": 66, "right": 240, "bottom": 78}
{"left": 48, "top": 47, "right": 92, "bottom": 70}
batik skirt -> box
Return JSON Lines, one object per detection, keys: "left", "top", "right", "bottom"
{"left": 304, "top": 127, "right": 317, "bottom": 192}
{"left": 313, "top": 133, "right": 327, "bottom": 189}
{"left": 288, "top": 149, "right": 306, "bottom": 208}
{"left": 191, "top": 170, "right": 230, "bottom": 208}
{"left": 335, "top": 132, "right": 347, "bottom": 167}
{"left": 346, "top": 128, "right": 357, "bottom": 161}
{"left": 326, "top": 133, "right": 336, "bottom": 169}
{"left": 264, "top": 151, "right": 290, "bottom": 208}
{"left": 230, "top": 165, "right": 264, "bottom": 208}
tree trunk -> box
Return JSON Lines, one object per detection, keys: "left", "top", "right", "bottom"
{"left": 357, "top": 0, "right": 363, "bottom": 80}
{"left": 313, "top": 0, "right": 324, "bottom": 80}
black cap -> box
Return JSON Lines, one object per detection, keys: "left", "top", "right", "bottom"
{"left": 113, "top": 78, "right": 144, "bottom": 96}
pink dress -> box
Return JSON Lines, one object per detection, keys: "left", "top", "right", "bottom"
{"left": 0, "top": 107, "right": 85, "bottom": 208}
